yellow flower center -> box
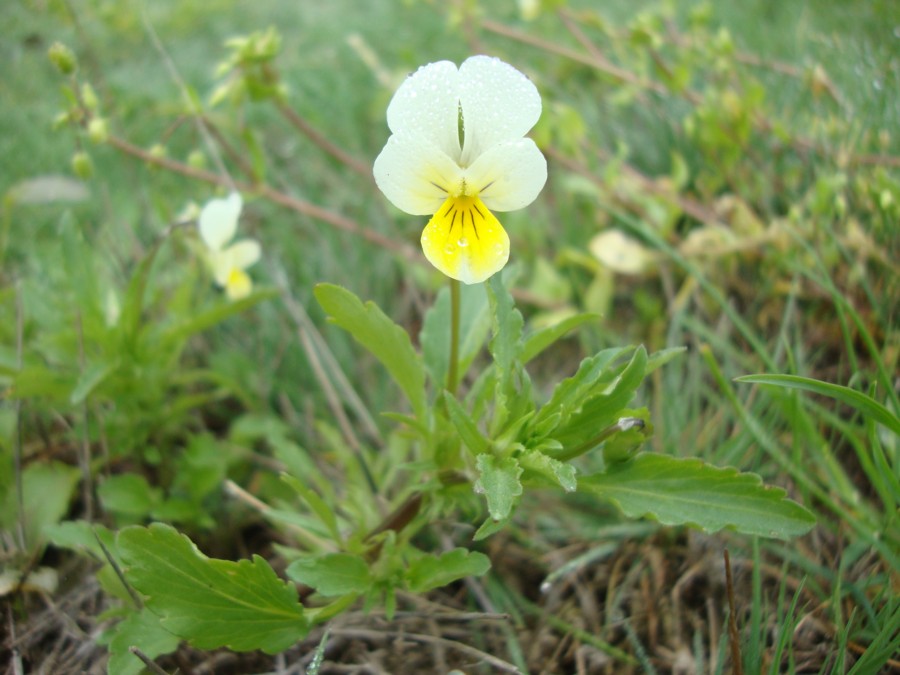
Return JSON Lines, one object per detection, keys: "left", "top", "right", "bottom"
{"left": 225, "top": 268, "right": 252, "bottom": 300}
{"left": 420, "top": 195, "right": 510, "bottom": 285}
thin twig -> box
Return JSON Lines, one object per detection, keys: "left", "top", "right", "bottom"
{"left": 273, "top": 96, "right": 373, "bottom": 179}
{"left": 223, "top": 480, "right": 337, "bottom": 552}
{"left": 495, "top": 12, "right": 896, "bottom": 171}
{"left": 201, "top": 116, "right": 259, "bottom": 180}
{"left": 556, "top": 9, "right": 667, "bottom": 103}
{"left": 7, "top": 604, "right": 24, "bottom": 675}
{"left": 274, "top": 263, "right": 382, "bottom": 444}
{"left": 365, "top": 493, "right": 423, "bottom": 544}
{"left": 544, "top": 145, "right": 722, "bottom": 227}
{"left": 663, "top": 18, "right": 849, "bottom": 110}
{"left": 141, "top": 8, "right": 235, "bottom": 190}
{"left": 94, "top": 530, "right": 143, "bottom": 610}
{"left": 105, "top": 134, "right": 417, "bottom": 261}
{"left": 480, "top": 18, "right": 667, "bottom": 95}
{"left": 273, "top": 266, "right": 379, "bottom": 496}
{"left": 329, "top": 628, "right": 522, "bottom": 673}
{"left": 852, "top": 153, "right": 900, "bottom": 168}
{"left": 724, "top": 549, "right": 744, "bottom": 675}
{"left": 128, "top": 647, "right": 173, "bottom": 675}
{"left": 370, "top": 610, "right": 510, "bottom": 622}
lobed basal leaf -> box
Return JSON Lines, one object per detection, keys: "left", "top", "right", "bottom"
{"left": 118, "top": 523, "right": 308, "bottom": 654}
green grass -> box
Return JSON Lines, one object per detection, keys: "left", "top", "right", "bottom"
{"left": 2, "top": 0, "right": 898, "bottom": 672}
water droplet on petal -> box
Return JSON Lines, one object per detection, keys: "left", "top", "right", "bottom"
{"left": 444, "top": 244, "right": 456, "bottom": 255}
{"left": 458, "top": 237, "right": 469, "bottom": 247}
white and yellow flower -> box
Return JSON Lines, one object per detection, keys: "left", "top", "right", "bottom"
{"left": 374, "top": 55, "right": 547, "bottom": 284}
{"left": 198, "top": 192, "right": 261, "bottom": 300}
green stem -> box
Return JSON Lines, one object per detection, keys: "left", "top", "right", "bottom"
{"left": 448, "top": 278, "right": 461, "bottom": 395}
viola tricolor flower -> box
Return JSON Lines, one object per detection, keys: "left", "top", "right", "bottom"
{"left": 198, "top": 192, "right": 260, "bottom": 300}
{"left": 374, "top": 55, "right": 547, "bottom": 284}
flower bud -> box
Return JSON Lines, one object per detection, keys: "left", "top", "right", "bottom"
{"left": 48, "top": 42, "right": 77, "bottom": 75}
{"left": 146, "top": 144, "right": 167, "bottom": 170}
{"left": 187, "top": 150, "right": 207, "bottom": 169}
{"left": 87, "top": 117, "right": 108, "bottom": 144}
{"left": 52, "top": 111, "right": 72, "bottom": 131}
{"left": 71, "top": 151, "right": 93, "bottom": 179}
{"left": 81, "top": 83, "right": 99, "bottom": 111}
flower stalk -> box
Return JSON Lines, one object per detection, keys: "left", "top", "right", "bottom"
{"left": 448, "top": 278, "right": 461, "bottom": 396}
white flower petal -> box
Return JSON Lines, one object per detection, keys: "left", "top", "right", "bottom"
{"left": 209, "top": 250, "right": 232, "bottom": 286}
{"left": 225, "top": 239, "right": 261, "bottom": 270}
{"left": 458, "top": 56, "right": 541, "bottom": 167}
{"left": 374, "top": 133, "right": 464, "bottom": 215}
{"left": 466, "top": 138, "right": 547, "bottom": 212}
{"left": 199, "top": 192, "right": 242, "bottom": 251}
{"left": 387, "top": 60, "right": 461, "bottom": 161}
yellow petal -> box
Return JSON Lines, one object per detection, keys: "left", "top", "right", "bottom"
{"left": 421, "top": 196, "right": 510, "bottom": 284}
{"left": 225, "top": 268, "right": 252, "bottom": 300}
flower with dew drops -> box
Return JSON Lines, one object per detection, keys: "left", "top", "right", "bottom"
{"left": 374, "top": 55, "right": 547, "bottom": 284}
{"left": 198, "top": 192, "right": 261, "bottom": 300}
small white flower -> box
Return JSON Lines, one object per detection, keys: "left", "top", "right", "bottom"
{"left": 198, "top": 192, "right": 260, "bottom": 300}
{"left": 374, "top": 55, "right": 547, "bottom": 284}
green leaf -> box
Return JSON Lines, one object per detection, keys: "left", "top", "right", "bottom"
{"left": 554, "top": 346, "right": 648, "bottom": 449}
{"left": 474, "top": 454, "right": 523, "bottom": 521}
{"left": 473, "top": 515, "right": 510, "bottom": 541}
{"left": 522, "top": 313, "right": 599, "bottom": 364}
{"left": 443, "top": 391, "right": 489, "bottom": 455}
{"left": 9, "top": 365, "right": 74, "bottom": 400}
{"left": 281, "top": 474, "right": 341, "bottom": 543}
{"left": 519, "top": 451, "right": 577, "bottom": 492}
{"left": 46, "top": 521, "right": 135, "bottom": 604}
{"left": 105, "top": 608, "right": 181, "bottom": 675}
{"left": 120, "top": 240, "right": 163, "bottom": 345}
{"left": 645, "top": 346, "right": 687, "bottom": 374}
{"left": 486, "top": 274, "right": 524, "bottom": 385}
{"left": 486, "top": 275, "right": 530, "bottom": 433}
{"left": 45, "top": 520, "right": 116, "bottom": 560}
{"left": 118, "top": 523, "right": 308, "bottom": 653}
{"left": 98, "top": 474, "right": 161, "bottom": 518}
{"left": 580, "top": 453, "right": 816, "bottom": 538}
{"left": 407, "top": 548, "right": 491, "bottom": 592}
{"left": 161, "top": 287, "right": 279, "bottom": 346}
{"left": 736, "top": 373, "right": 900, "bottom": 437}
{"left": 70, "top": 358, "right": 119, "bottom": 404}
{"left": 315, "top": 284, "right": 426, "bottom": 419}
{"left": 532, "top": 347, "right": 631, "bottom": 432}
{"left": 0, "top": 462, "right": 79, "bottom": 551}
{"left": 287, "top": 553, "right": 372, "bottom": 597}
